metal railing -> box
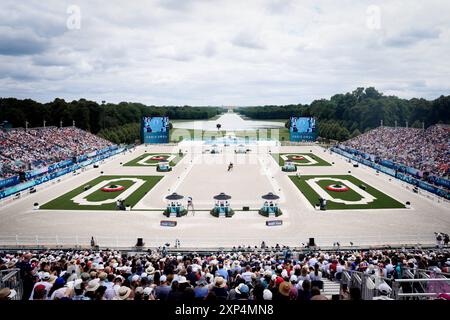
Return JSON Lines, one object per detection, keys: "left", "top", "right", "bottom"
{"left": 339, "top": 267, "right": 450, "bottom": 300}
{"left": 0, "top": 234, "right": 439, "bottom": 251}
{"left": 0, "top": 268, "right": 23, "bottom": 300}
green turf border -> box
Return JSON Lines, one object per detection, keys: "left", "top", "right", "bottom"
{"left": 40, "top": 175, "right": 163, "bottom": 210}
{"left": 123, "top": 153, "right": 184, "bottom": 167}
{"left": 289, "top": 175, "right": 405, "bottom": 210}
{"left": 271, "top": 153, "right": 331, "bottom": 167}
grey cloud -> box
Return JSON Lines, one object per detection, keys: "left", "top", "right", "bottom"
{"left": 231, "top": 31, "right": 266, "bottom": 49}
{"left": 0, "top": 27, "right": 48, "bottom": 56}
{"left": 384, "top": 28, "right": 441, "bottom": 47}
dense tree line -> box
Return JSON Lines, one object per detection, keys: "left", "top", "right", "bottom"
{"left": 238, "top": 87, "right": 450, "bottom": 141}
{"left": 0, "top": 98, "right": 223, "bottom": 135}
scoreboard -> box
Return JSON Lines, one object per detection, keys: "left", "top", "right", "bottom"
{"left": 290, "top": 117, "right": 317, "bottom": 142}
{"left": 141, "top": 116, "right": 169, "bottom": 144}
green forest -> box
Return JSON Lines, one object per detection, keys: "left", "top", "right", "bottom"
{"left": 1, "top": 87, "right": 449, "bottom": 143}
{"left": 0, "top": 99, "right": 224, "bottom": 144}
{"left": 237, "top": 87, "right": 450, "bottom": 141}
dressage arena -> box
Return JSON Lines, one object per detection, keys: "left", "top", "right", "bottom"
{"left": 0, "top": 143, "right": 449, "bottom": 248}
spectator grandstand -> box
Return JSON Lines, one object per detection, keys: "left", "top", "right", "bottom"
{"left": 1, "top": 246, "right": 449, "bottom": 301}
{"left": 342, "top": 125, "right": 449, "bottom": 179}
{"left": 0, "top": 127, "right": 114, "bottom": 179}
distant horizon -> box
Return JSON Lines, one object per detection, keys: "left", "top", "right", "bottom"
{"left": 1, "top": 88, "right": 449, "bottom": 107}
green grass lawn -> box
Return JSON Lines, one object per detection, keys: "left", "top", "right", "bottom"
{"left": 271, "top": 153, "right": 331, "bottom": 166}
{"left": 289, "top": 175, "right": 405, "bottom": 210}
{"left": 40, "top": 175, "right": 163, "bottom": 210}
{"left": 123, "top": 153, "right": 184, "bottom": 167}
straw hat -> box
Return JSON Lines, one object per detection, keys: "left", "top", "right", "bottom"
{"left": 279, "top": 281, "right": 293, "bottom": 297}
{"left": 117, "top": 286, "right": 131, "bottom": 300}
{"left": 214, "top": 277, "right": 226, "bottom": 288}
{"left": 85, "top": 279, "right": 100, "bottom": 292}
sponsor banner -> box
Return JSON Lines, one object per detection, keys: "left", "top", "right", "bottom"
{"left": 77, "top": 155, "right": 88, "bottom": 162}
{"left": 160, "top": 220, "right": 177, "bottom": 227}
{"left": 0, "top": 175, "right": 20, "bottom": 189}
{"left": 266, "top": 220, "right": 283, "bottom": 226}
{"left": 332, "top": 146, "right": 449, "bottom": 199}
{"left": 0, "top": 147, "right": 125, "bottom": 200}
{"left": 431, "top": 176, "right": 450, "bottom": 189}
{"left": 25, "top": 166, "right": 49, "bottom": 179}
{"left": 48, "top": 159, "right": 73, "bottom": 173}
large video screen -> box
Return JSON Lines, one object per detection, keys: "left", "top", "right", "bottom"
{"left": 141, "top": 116, "right": 169, "bottom": 143}
{"left": 290, "top": 117, "right": 317, "bottom": 141}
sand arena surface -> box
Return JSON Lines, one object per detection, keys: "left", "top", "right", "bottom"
{"left": 0, "top": 143, "right": 449, "bottom": 248}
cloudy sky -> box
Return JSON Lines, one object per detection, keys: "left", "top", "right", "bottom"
{"left": 0, "top": 0, "right": 449, "bottom": 105}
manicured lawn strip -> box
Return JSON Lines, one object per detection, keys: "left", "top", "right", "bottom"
{"left": 289, "top": 175, "right": 405, "bottom": 210}
{"left": 123, "top": 153, "right": 184, "bottom": 167}
{"left": 271, "top": 153, "right": 331, "bottom": 166}
{"left": 316, "top": 179, "right": 363, "bottom": 201}
{"left": 84, "top": 179, "right": 136, "bottom": 202}
{"left": 40, "top": 175, "right": 163, "bottom": 210}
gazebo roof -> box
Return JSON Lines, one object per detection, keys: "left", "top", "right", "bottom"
{"left": 165, "top": 192, "right": 184, "bottom": 200}
{"left": 262, "top": 192, "right": 280, "bottom": 200}
{"left": 213, "top": 192, "right": 231, "bottom": 200}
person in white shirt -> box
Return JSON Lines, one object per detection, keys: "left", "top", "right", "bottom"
{"left": 241, "top": 266, "right": 254, "bottom": 283}
{"left": 29, "top": 273, "right": 53, "bottom": 300}
{"left": 310, "top": 264, "right": 322, "bottom": 282}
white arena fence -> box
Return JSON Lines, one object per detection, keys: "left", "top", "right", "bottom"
{"left": 0, "top": 234, "right": 438, "bottom": 250}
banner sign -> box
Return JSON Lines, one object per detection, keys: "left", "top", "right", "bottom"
{"left": 266, "top": 220, "right": 283, "bottom": 226}
{"left": 160, "top": 220, "right": 177, "bottom": 227}
{"left": 0, "top": 175, "right": 20, "bottom": 189}
{"left": 332, "top": 146, "right": 449, "bottom": 200}
{"left": 25, "top": 166, "right": 49, "bottom": 179}
{"left": 0, "top": 147, "right": 125, "bottom": 199}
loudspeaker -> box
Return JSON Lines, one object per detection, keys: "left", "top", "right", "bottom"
{"left": 136, "top": 238, "right": 144, "bottom": 247}
{"left": 308, "top": 238, "right": 315, "bottom": 247}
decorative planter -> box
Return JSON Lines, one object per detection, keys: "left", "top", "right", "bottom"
{"left": 163, "top": 209, "right": 188, "bottom": 217}
{"left": 258, "top": 208, "right": 283, "bottom": 217}
{"left": 291, "top": 155, "right": 305, "bottom": 160}
{"left": 210, "top": 208, "right": 234, "bottom": 217}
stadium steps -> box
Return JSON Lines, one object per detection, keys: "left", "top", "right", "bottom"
{"left": 321, "top": 279, "right": 341, "bottom": 298}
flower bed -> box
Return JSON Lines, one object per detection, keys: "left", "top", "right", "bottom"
{"left": 150, "top": 156, "right": 166, "bottom": 161}
{"left": 325, "top": 184, "right": 349, "bottom": 192}
{"left": 101, "top": 185, "right": 125, "bottom": 192}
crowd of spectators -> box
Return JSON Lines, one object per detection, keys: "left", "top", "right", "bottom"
{"left": 1, "top": 246, "right": 449, "bottom": 301}
{"left": 0, "top": 127, "right": 114, "bottom": 179}
{"left": 343, "top": 125, "right": 449, "bottom": 179}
